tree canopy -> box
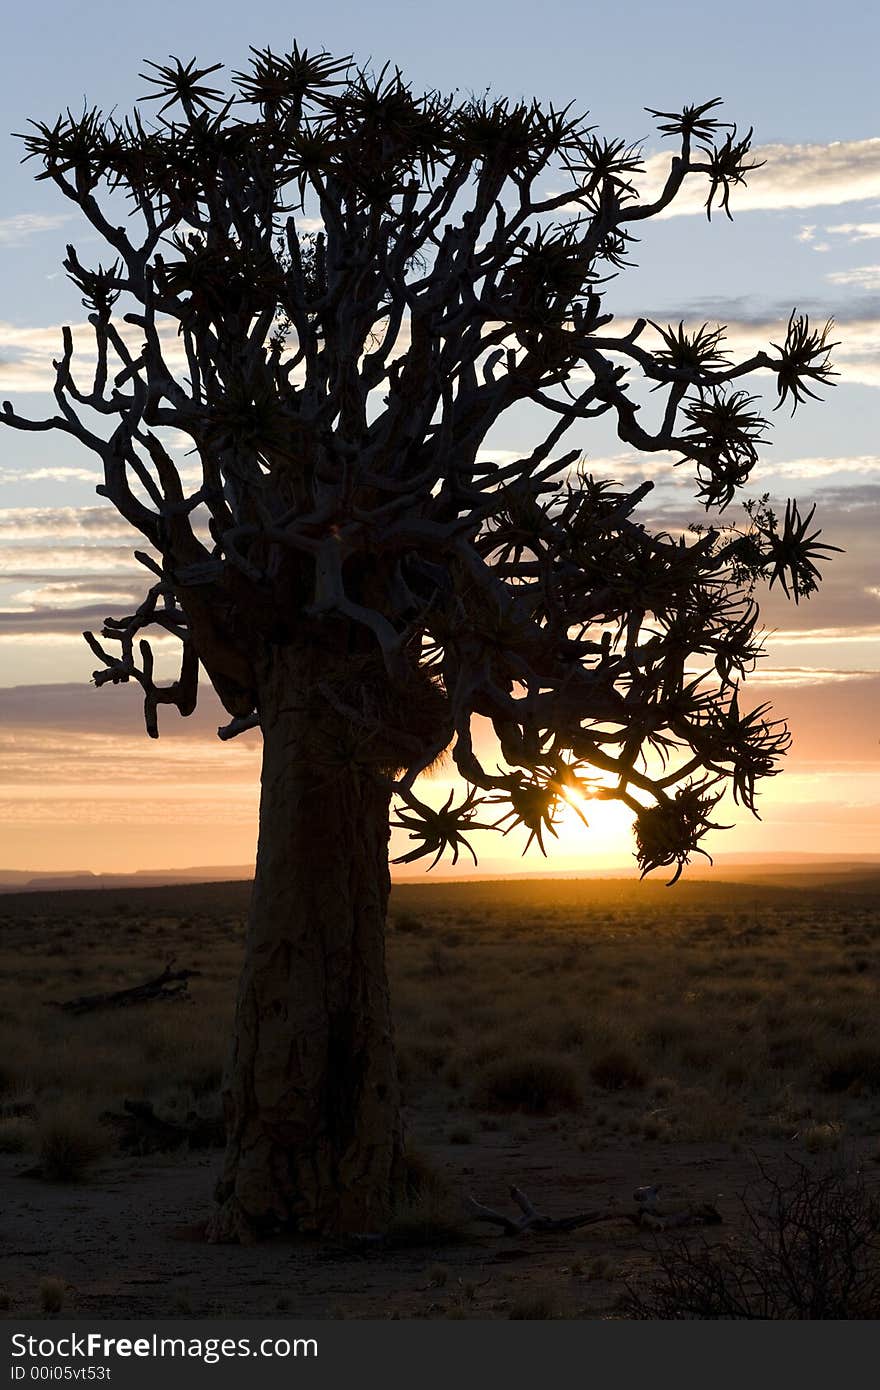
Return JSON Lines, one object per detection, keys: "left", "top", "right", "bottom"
{"left": 3, "top": 46, "right": 838, "bottom": 883}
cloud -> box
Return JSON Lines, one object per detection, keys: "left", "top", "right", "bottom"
{"left": 606, "top": 306, "right": 880, "bottom": 390}
{"left": 0, "top": 679, "right": 220, "bottom": 737}
{"left": 0, "top": 544, "right": 139, "bottom": 575}
{"left": 751, "top": 455, "right": 880, "bottom": 481}
{"left": 0, "top": 682, "right": 261, "bottom": 797}
{"left": 827, "top": 265, "right": 880, "bottom": 291}
{"left": 0, "top": 213, "right": 72, "bottom": 247}
{"left": 769, "top": 624, "right": 880, "bottom": 645}
{"left": 585, "top": 450, "right": 880, "bottom": 489}
{"left": 0, "top": 465, "right": 97, "bottom": 486}
{"left": 723, "top": 670, "right": 880, "bottom": 765}
{"left": 0, "top": 316, "right": 189, "bottom": 395}
{"left": 642, "top": 486, "right": 880, "bottom": 649}
{"left": 11, "top": 579, "right": 142, "bottom": 609}
{"left": 638, "top": 137, "right": 880, "bottom": 218}
{"left": 746, "top": 667, "right": 875, "bottom": 688}
{"left": 0, "top": 506, "right": 132, "bottom": 541}
{"left": 825, "top": 221, "right": 880, "bottom": 243}
{"left": 0, "top": 602, "right": 148, "bottom": 636}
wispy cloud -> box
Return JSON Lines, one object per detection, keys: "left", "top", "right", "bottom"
{"left": 827, "top": 265, "right": 880, "bottom": 291}
{"left": 607, "top": 307, "right": 880, "bottom": 390}
{"left": 0, "top": 317, "right": 189, "bottom": 395}
{"left": 749, "top": 667, "right": 877, "bottom": 688}
{"left": 639, "top": 137, "right": 880, "bottom": 217}
{"left": 11, "top": 579, "right": 141, "bottom": 609}
{"left": 0, "top": 213, "right": 72, "bottom": 247}
{"left": 586, "top": 450, "right": 880, "bottom": 486}
{"left": 0, "top": 602, "right": 141, "bottom": 636}
{"left": 0, "top": 464, "right": 97, "bottom": 486}
{"left": 825, "top": 221, "right": 880, "bottom": 243}
{"left": 0, "top": 544, "right": 138, "bottom": 574}
{"left": 770, "top": 624, "right": 880, "bottom": 645}
{"left": 0, "top": 506, "right": 132, "bottom": 540}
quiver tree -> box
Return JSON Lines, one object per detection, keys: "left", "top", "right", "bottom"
{"left": 3, "top": 48, "right": 837, "bottom": 1240}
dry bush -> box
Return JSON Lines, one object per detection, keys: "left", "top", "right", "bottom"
{"left": 387, "top": 1151, "right": 464, "bottom": 1248}
{"left": 642, "top": 1084, "right": 744, "bottom": 1143}
{"left": 623, "top": 1161, "right": 880, "bottom": 1319}
{"left": 641, "top": 1013, "right": 699, "bottom": 1053}
{"left": 817, "top": 1044, "right": 880, "bottom": 1094}
{"left": 397, "top": 1039, "right": 450, "bottom": 1086}
{"left": 589, "top": 1049, "right": 647, "bottom": 1092}
{"left": 392, "top": 914, "right": 427, "bottom": 935}
{"left": 39, "top": 1277, "right": 65, "bottom": 1315}
{"left": 508, "top": 1291, "right": 562, "bottom": 1319}
{"left": 470, "top": 1055, "right": 582, "bottom": 1115}
{"left": 802, "top": 1121, "right": 843, "bottom": 1154}
{"left": 448, "top": 1126, "right": 473, "bottom": 1145}
{"left": 36, "top": 1101, "right": 109, "bottom": 1181}
{"left": 0, "top": 1115, "right": 33, "bottom": 1154}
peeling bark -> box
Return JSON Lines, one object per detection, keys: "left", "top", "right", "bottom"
{"left": 208, "top": 643, "right": 405, "bottom": 1242}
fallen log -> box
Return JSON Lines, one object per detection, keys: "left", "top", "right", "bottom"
{"left": 48, "top": 961, "right": 199, "bottom": 1014}
{"left": 467, "top": 1183, "right": 722, "bottom": 1235}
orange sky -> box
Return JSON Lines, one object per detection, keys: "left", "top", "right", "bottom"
{"left": 1, "top": 653, "right": 878, "bottom": 876}
{"left": 1, "top": 43, "right": 878, "bottom": 878}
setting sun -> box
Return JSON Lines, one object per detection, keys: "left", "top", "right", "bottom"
{"left": 544, "top": 788, "right": 637, "bottom": 868}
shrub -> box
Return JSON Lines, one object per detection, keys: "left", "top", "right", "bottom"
{"left": 508, "top": 1292, "right": 560, "bottom": 1319}
{"left": 36, "top": 1103, "right": 108, "bottom": 1182}
{"left": 679, "top": 1041, "right": 722, "bottom": 1073}
{"left": 818, "top": 1045, "right": 880, "bottom": 1094}
{"left": 393, "top": 914, "right": 426, "bottom": 935}
{"left": 471, "top": 1056, "right": 582, "bottom": 1115}
{"left": 589, "top": 1050, "right": 647, "bottom": 1092}
{"left": 0, "top": 1116, "right": 32, "bottom": 1154}
{"left": 802, "top": 1121, "right": 842, "bottom": 1153}
{"left": 642, "top": 1014, "right": 697, "bottom": 1053}
{"left": 402, "top": 1147, "right": 445, "bottom": 1203}
{"left": 39, "top": 1277, "right": 65, "bottom": 1315}
{"left": 448, "top": 1126, "right": 473, "bottom": 1145}
{"left": 622, "top": 1161, "right": 880, "bottom": 1319}
{"left": 387, "top": 1182, "right": 464, "bottom": 1248}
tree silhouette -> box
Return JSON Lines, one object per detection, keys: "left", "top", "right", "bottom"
{"left": 2, "top": 48, "right": 837, "bottom": 1240}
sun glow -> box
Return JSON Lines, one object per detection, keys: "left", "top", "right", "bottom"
{"left": 542, "top": 784, "right": 637, "bottom": 868}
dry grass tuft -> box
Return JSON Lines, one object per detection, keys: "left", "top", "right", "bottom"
{"left": 36, "top": 1101, "right": 109, "bottom": 1182}
{"left": 0, "top": 1115, "right": 33, "bottom": 1154}
{"left": 508, "top": 1291, "right": 561, "bottom": 1319}
{"left": 471, "top": 1055, "right": 581, "bottom": 1115}
{"left": 392, "top": 914, "right": 426, "bottom": 935}
{"left": 818, "top": 1045, "right": 880, "bottom": 1095}
{"left": 589, "top": 1049, "right": 647, "bottom": 1092}
{"left": 802, "top": 1121, "right": 843, "bottom": 1153}
{"left": 39, "top": 1277, "right": 65, "bottom": 1315}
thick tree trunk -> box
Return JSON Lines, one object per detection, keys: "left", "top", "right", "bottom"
{"left": 207, "top": 643, "right": 405, "bottom": 1243}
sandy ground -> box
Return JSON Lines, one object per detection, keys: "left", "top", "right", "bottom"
{"left": 4, "top": 872, "right": 880, "bottom": 1319}
{"left": 1, "top": 1122, "right": 856, "bottom": 1319}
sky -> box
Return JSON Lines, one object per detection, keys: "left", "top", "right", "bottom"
{"left": 0, "top": 0, "right": 878, "bottom": 875}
